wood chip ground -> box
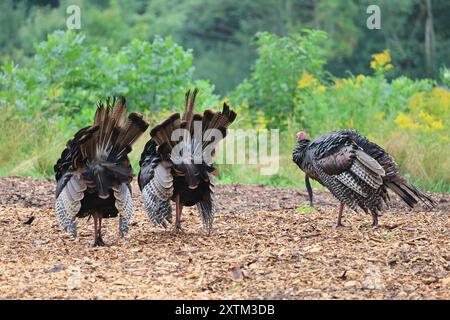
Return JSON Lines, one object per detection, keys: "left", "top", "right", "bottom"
{"left": 0, "top": 176, "right": 448, "bottom": 299}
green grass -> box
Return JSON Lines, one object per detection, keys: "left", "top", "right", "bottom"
{"left": 296, "top": 204, "right": 317, "bottom": 214}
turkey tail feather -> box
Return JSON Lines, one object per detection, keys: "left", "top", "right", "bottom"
{"left": 150, "top": 112, "right": 181, "bottom": 150}
{"left": 115, "top": 112, "right": 149, "bottom": 158}
{"left": 183, "top": 88, "right": 198, "bottom": 129}
{"left": 83, "top": 97, "right": 149, "bottom": 162}
{"left": 386, "top": 175, "right": 436, "bottom": 209}
{"left": 81, "top": 97, "right": 149, "bottom": 196}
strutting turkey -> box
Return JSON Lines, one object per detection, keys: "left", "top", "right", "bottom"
{"left": 138, "top": 89, "right": 237, "bottom": 234}
{"left": 54, "top": 97, "right": 149, "bottom": 246}
{"left": 293, "top": 129, "right": 435, "bottom": 227}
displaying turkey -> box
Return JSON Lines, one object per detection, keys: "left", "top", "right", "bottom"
{"left": 54, "top": 97, "right": 149, "bottom": 246}
{"left": 138, "top": 89, "right": 236, "bottom": 234}
{"left": 293, "top": 129, "right": 435, "bottom": 227}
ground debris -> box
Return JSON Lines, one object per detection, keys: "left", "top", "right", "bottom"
{"left": 0, "top": 176, "right": 448, "bottom": 299}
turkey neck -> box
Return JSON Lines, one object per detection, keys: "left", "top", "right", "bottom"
{"left": 293, "top": 139, "right": 310, "bottom": 168}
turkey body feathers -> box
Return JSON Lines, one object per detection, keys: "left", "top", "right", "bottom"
{"left": 293, "top": 129, "right": 435, "bottom": 221}
{"left": 54, "top": 97, "right": 149, "bottom": 239}
{"left": 139, "top": 89, "right": 236, "bottom": 232}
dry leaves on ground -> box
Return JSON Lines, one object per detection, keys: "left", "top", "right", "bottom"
{"left": 0, "top": 176, "right": 448, "bottom": 299}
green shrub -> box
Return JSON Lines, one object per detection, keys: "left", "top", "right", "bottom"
{"left": 229, "top": 30, "right": 328, "bottom": 128}
{"left": 0, "top": 30, "right": 217, "bottom": 176}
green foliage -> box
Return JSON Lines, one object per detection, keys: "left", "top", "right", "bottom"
{"left": 0, "top": 24, "right": 448, "bottom": 193}
{"left": 230, "top": 30, "right": 328, "bottom": 128}
{"left": 0, "top": 30, "right": 217, "bottom": 176}
{"left": 440, "top": 67, "right": 450, "bottom": 88}
{"left": 2, "top": 0, "right": 449, "bottom": 94}
{"left": 0, "top": 30, "right": 200, "bottom": 127}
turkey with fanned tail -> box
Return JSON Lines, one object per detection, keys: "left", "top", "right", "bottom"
{"left": 292, "top": 129, "right": 435, "bottom": 227}
{"left": 54, "top": 97, "right": 149, "bottom": 246}
{"left": 138, "top": 89, "right": 237, "bottom": 234}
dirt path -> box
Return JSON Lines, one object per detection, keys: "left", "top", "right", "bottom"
{"left": 0, "top": 176, "right": 448, "bottom": 299}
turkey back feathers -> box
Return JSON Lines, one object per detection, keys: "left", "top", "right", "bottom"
{"left": 148, "top": 89, "right": 236, "bottom": 188}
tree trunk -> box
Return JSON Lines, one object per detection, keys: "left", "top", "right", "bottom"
{"left": 285, "top": 0, "right": 293, "bottom": 34}
{"left": 424, "top": 0, "right": 436, "bottom": 77}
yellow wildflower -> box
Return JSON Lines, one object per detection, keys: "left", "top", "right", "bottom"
{"left": 419, "top": 111, "right": 434, "bottom": 124}
{"left": 395, "top": 112, "right": 415, "bottom": 129}
{"left": 370, "top": 50, "right": 393, "bottom": 72}
{"left": 315, "top": 85, "right": 326, "bottom": 93}
{"left": 430, "top": 120, "right": 444, "bottom": 131}
{"left": 333, "top": 78, "right": 353, "bottom": 89}
{"left": 297, "top": 71, "right": 317, "bottom": 89}
{"left": 256, "top": 116, "right": 267, "bottom": 130}
{"left": 356, "top": 74, "right": 365, "bottom": 83}
{"left": 333, "top": 79, "right": 343, "bottom": 89}
{"left": 343, "top": 78, "right": 354, "bottom": 86}
{"left": 373, "top": 50, "right": 391, "bottom": 65}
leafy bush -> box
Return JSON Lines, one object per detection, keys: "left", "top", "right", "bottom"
{"left": 230, "top": 30, "right": 328, "bottom": 128}
{"left": 1, "top": 31, "right": 199, "bottom": 124}
{"left": 0, "top": 30, "right": 217, "bottom": 176}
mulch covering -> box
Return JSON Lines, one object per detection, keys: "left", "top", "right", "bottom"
{"left": 0, "top": 176, "right": 448, "bottom": 299}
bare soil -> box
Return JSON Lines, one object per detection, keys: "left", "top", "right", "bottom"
{"left": 0, "top": 176, "right": 448, "bottom": 299}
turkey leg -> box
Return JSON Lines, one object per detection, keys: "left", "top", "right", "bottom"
{"left": 92, "top": 212, "right": 105, "bottom": 247}
{"left": 371, "top": 212, "right": 379, "bottom": 227}
{"left": 173, "top": 195, "right": 183, "bottom": 234}
{"left": 334, "top": 203, "right": 345, "bottom": 228}
{"left": 305, "top": 175, "right": 314, "bottom": 206}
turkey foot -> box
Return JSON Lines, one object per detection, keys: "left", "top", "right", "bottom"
{"left": 92, "top": 235, "right": 106, "bottom": 247}
{"left": 333, "top": 221, "right": 346, "bottom": 228}
{"left": 371, "top": 214, "right": 379, "bottom": 228}
{"left": 172, "top": 222, "right": 183, "bottom": 235}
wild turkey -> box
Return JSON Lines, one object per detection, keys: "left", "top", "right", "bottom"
{"left": 138, "top": 89, "right": 236, "bottom": 234}
{"left": 293, "top": 129, "right": 435, "bottom": 227}
{"left": 54, "top": 97, "right": 149, "bottom": 246}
